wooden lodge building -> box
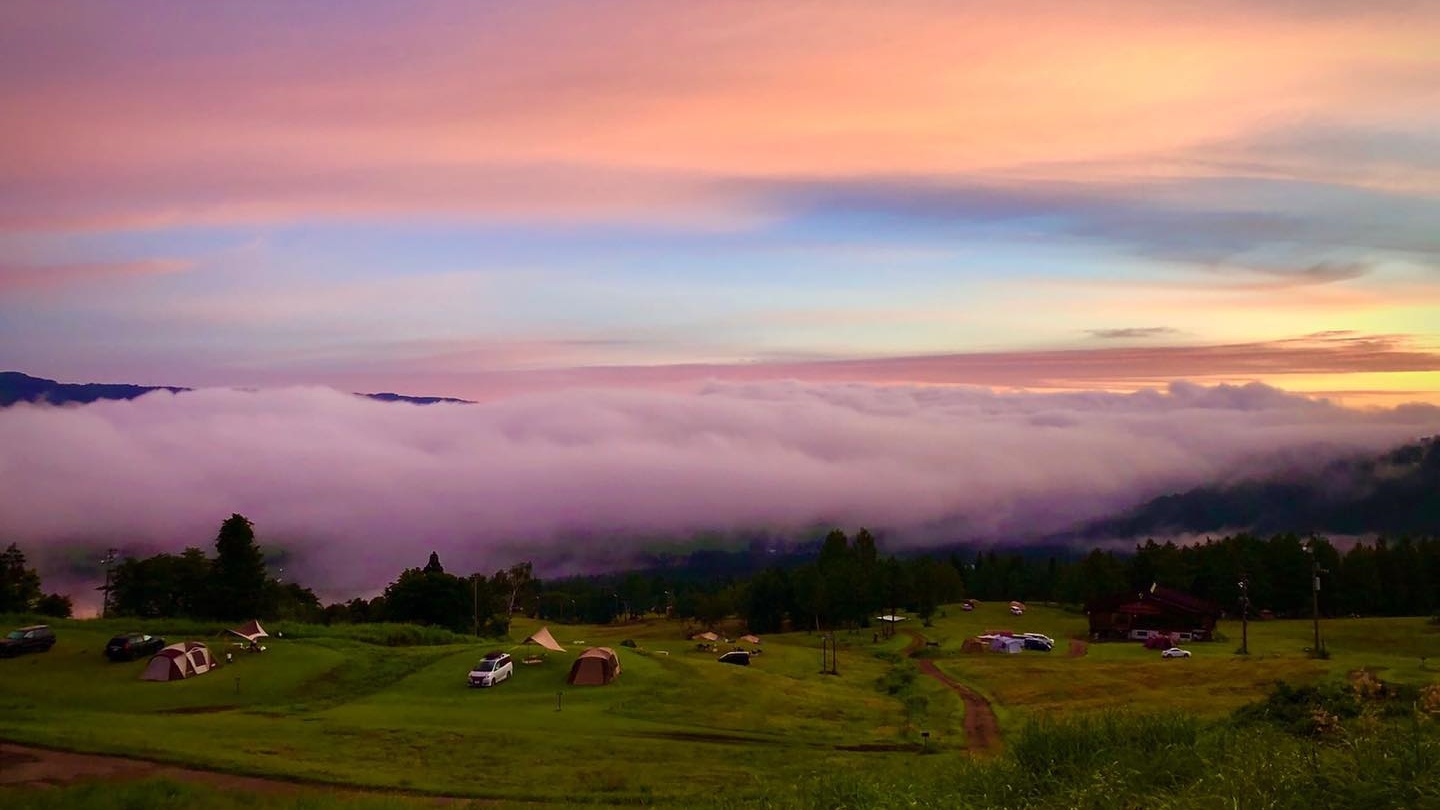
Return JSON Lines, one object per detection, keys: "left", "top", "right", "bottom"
{"left": 1086, "top": 583, "right": 1221, "bottom": 642}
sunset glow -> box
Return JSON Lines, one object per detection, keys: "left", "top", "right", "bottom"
{"left": 2, "top": 0, "right": 1437, "bottom": 404}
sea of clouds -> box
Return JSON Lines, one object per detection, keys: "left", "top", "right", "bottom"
{"left": 3, "top": 380, "right": 1437, "bottom": 601}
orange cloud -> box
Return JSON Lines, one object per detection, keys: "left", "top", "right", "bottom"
{"left": 287, "top": 331, "right": 1440, "bottom": 409}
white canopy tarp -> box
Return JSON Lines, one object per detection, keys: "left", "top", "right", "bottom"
{"left": 226, "top": 619, "right": 269, "bottom": 643}
{"left": 523, "top": 626, "right": 566, "bottom": 653}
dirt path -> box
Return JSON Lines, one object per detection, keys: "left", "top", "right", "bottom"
{"left": 900, "top": 630, "right": 1001, "bottom": 754}
{"left": 0, "top": 741, "right": 477, "bottom": 805}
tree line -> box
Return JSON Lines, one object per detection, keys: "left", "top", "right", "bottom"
{"left": 5, "top": 516, "right": 1438, "bottom": 632}
{"left": 535, "top": 530, "right": 1440, "bottom": 632}
{"left": 0, "top": 543, "right": 73, "bottom": 617}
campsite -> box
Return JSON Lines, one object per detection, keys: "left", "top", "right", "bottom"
{"left": 3, "top": 602, "right": 1438, "bottom": 808}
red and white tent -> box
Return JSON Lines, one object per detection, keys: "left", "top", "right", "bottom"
{"left": 141, "top": 642, "right": 217, "bottom": 681}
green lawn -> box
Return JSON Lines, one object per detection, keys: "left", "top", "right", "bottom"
{"left": 916, "top": 602, "right": 1440, "bottom": 722}
{"left": 0, "top": 615, "right": 933, "bottom": 804}
{"left": 2, "top": 607, "right": 1436, "bottom": 806}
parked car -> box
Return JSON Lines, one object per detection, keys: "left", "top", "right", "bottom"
{"left": 468, "top": 651, "right": 513, "bottom": 687}
{"left": 718, "top": 649, "right": 751, "bottom": 666}
{"left": 0, "top": 625, "right": 56, "bottom": 658}
{"left": 1161, "top": 647, "right": 1192, "bottom": 659}
{"left": 105, "top": 633, "right": 166, "bottom": 661}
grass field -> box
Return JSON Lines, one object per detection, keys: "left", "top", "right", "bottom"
{"left": 916, "top": 603, "right": 1440, "bottom": 723}
{"left": 2, "top": 605, "right": 1437, "bottom": 807}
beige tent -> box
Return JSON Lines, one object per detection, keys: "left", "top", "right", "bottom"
{"left": 567, "top": 647, "right": 621, "bottom": 686}
{"left": 739, "top": 634, "right": 761, "bottom": 644}
{"left": 141, "top": 642, "right": 217, "bottom": 681}
{"left": 693, "top": 631, "right": 719, "bottom": 642}
{"left": 523, "top": 626, "right": 566, "bottom": 653}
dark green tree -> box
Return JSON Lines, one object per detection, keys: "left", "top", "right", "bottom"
{"left": 496, "top": 561, "right": 535, "bottom": 616}
{"left": 423, "top": 551, "right": 444, "bottom": 574}
{"left": 35, "top": 592, "right": 73, "bottom": 618}
{"left": 210, "top": 514, "right": 268, "bottom": 620}
{"left": 741, "top": 567, "right": 791, "bottom": 634}
{"left": 111, "top": 548, "right": 211, "bottom": 618}
{"left": 265, "top": 581, "right": 323, "bottom": 622}
{"left": 382, "top": 553, "right": 471, "bottom": 633}
{"left": 0, "top": 543, "right": 42, "bottom": 613}
{"left": 693, "top": 588, "right": 734, "bottom": 628}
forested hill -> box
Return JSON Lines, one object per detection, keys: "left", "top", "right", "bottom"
{"left": 1079, "top": 437, "right": 1440, "bottom": 539}
{"left": 0, "top": 371, "right": 472, "bottom": 406}
{"left": 0, "top": 371, "right": 186, "bottom": 406}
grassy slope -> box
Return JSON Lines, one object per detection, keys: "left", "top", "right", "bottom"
{"left": 2, "top": 607, "right": 1437, "bottom": 806}
{"left": 0, "top": 615, "right": 930, "bottom": 804}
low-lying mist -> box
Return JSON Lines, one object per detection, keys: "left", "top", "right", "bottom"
{"left": 3, "top": 380, "right": 1436, "bottom": 600}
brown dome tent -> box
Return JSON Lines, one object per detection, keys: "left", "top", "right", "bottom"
{"left": 141, "top": 642, "right": 216, "bottom": 681}
{"left": 566, "top": 647, "right": 621, "bottom": 686}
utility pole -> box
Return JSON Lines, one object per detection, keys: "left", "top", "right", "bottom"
{"left": 1238, "top": 570, "right": 1249, "bottom": 651}
{"left": 1305, "top": 539, "right": 1327, "bottom": 657}
{"left": 1238, "top": 574, "right": 1250, "bottom": 655}
{"left": 99, "top": 548, "right": 119, "bottom": 618}
{"left": 472, "top": 574, "right": 479, "bottom": 637}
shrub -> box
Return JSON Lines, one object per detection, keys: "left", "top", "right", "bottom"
{"left": 1234, "top": 679, "right": 1360, "bottom": 736}
{"left": 878, "top": 661, "right": 917, "bottom": 695}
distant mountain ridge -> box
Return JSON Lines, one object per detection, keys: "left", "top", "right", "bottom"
{"left": 1076, "top": 437, "right": 1440, "bottom": 539}
{"left": 0, "top": 372, "right": 474, "bottom": 407}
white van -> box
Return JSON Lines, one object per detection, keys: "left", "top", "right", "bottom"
{"left": 468, "top": 651, "right": 513, "bottom": 687}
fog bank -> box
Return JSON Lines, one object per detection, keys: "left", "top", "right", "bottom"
{"left": 3, "top": 381, "right": 1436, "bottom": 598}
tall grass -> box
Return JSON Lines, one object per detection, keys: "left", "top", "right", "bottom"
{"left": 1008, "top": 710, "right": 1202, "bottom": 788}
{"left": 0, "top": 613, "right": 481, "bottom": 647}
{"left": 713, "top": 708, "right": 1440, "bottom": 810}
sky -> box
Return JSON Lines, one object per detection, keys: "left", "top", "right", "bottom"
{"left": 1, "top": 0, "right": 1437, "bottom": 406}
{"left": 3, "top": 2, "right": 1440, "bottom": 599}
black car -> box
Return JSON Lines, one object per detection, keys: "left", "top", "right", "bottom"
{"left": 718, "top": 649, "right": 751, "bottom": 666}
{"left": 105, "top": 632, "right": 166, "bottom": 661}
{"left": 0, "top": 625, "right": 57, "bottom": 658}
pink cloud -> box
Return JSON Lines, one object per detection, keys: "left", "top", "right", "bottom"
{"left": 2, "top": 1, "right": 1433, "bottom": 231}
{"left": 0, "top": 259, "right": 191, "bottom": 292}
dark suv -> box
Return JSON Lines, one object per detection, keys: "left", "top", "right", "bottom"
{"left": 105, "top": 632, "right": 166, "bottom": 661}
{"left": 0, "top": 625, "right": 57, "bottom": 658}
